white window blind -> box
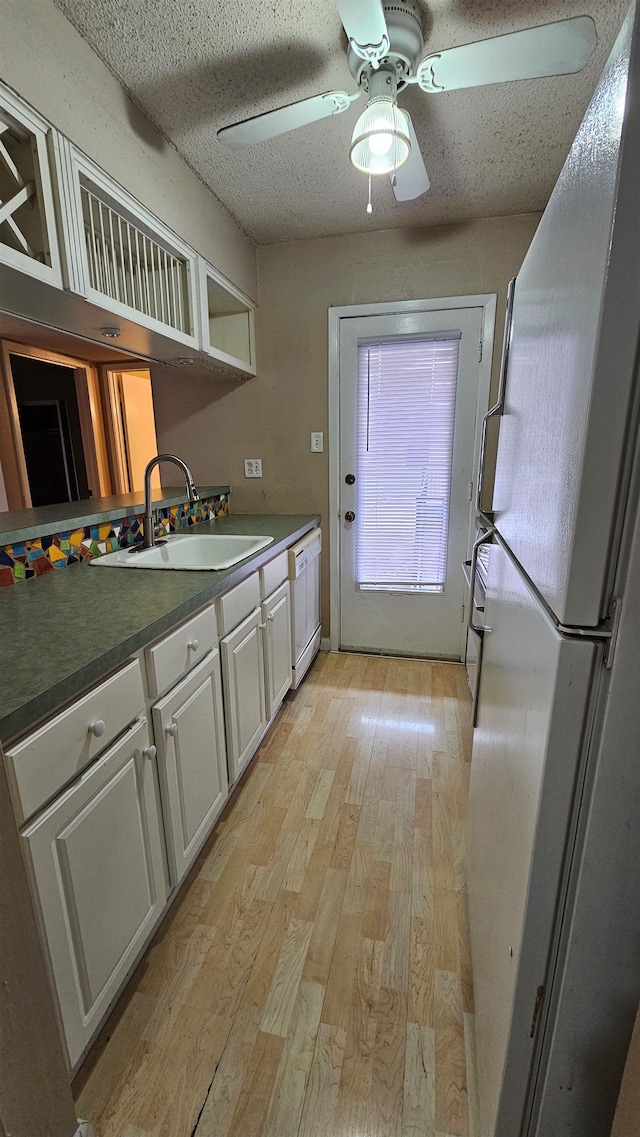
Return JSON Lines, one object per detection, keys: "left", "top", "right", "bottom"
{"left": 356, "top": 335, "right": 460, "bottom": 593}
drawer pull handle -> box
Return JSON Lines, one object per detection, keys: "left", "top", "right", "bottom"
{"left": 166, "top": 723, "right": 178, "bottom": 738}
{"left": 268, "top": 614, "right": 275, "bottom": 622}
{"left": 88, "top": 719, "right": 106, "bottom": 738}
{"left": 188, "top": 638, "right": 200, "bottom": 651}
{"left": 142, "top": 745, "right": 157, "bottom": 760}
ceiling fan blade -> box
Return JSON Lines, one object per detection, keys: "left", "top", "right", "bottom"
{"left": 218, "top": 90, "right": 361, "bottom": 147}
{"left": 336, "top": 0, "right": 390, "bottom": 65}
{"left": 416, "top": 15, "right": 597, "bottom": 93}
{"left": 391, "top": 112, "right": 430, "bottom": 201}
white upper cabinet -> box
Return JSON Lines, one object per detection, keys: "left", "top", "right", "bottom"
{"left": 53, "top": 138, "right": 200, "bottom": 350}
{"left": 0, "top": 84, "right": 62, "bottom": 288}
{"left": 198, "top": 260, "right": 256, "bottom": 377}
{"left": 0, "top": 82, "right": 257, "bottom": 378}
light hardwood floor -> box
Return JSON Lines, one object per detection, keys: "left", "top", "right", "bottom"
{"left": 74, "top": 651, "right": 478, "bottom": 1137}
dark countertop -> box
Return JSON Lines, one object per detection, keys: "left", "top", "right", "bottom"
{"left": 0, "top": 485, "right": 231, "bottom": 547}
{"left": 0, "top": 514, "right": 319, "bottom": 744}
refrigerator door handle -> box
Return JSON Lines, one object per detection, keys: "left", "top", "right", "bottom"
{"left": 468, "top": 529, "right": 495, "bottom": 635}
{"left": 476, "top": 276, "right": 516, "bottom": 514}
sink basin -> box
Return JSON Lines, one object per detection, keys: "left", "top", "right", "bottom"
{"left": 90, "top": 533, "right": 274, "bottom": 571}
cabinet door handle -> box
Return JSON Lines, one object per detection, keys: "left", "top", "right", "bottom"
{"left": 142, "top": 745, "right": 157, "bottom": 760}
{"left": 88, "top": 719, "right": 106, "bottom": 737}
{"left": 188, "top": 638, "right": 200, "bottom": 651}
{"left": 259, "top": 622, "right": 267, "bottom": 630}
{"left": 166, "top": 723, "right": 178, "bottom": 738}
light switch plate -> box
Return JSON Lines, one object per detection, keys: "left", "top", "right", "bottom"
{"left": 244, "top": 458, "right": 262, "bottom": 477}
{"left": 311, "top": 432, "right": 324, "bottom": 453}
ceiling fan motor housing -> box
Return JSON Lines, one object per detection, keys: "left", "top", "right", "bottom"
{"left": 347, "top": 0, "right": 425, "bottom": 89}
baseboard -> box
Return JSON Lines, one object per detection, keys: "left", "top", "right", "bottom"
{"left": 320, "top": 636, "right": 331, "bottom": 652}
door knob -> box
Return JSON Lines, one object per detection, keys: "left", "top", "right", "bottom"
{"left": 345, "top": 474, "right": 355, "bottom": 485}
{"left": 142, "top": 745, "right": 157, "bottom": 760}
{"left": 344, "top": 511, "right": 356, "bottom": 523}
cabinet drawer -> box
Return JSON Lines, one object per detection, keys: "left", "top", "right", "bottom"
{"left": 146, "top": 603, "right": 218, "bottom": 698}
{"left": 6, "top": 659, "right": 144, "bottom": 825}
{"left": 260, "top": 551, "right": 288, "bottom": 598}
{"left": 217, "top": 571, "right": 260, "bottom": 635}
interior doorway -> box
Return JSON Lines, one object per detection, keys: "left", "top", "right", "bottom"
{"left": 101, "top": 367, "right": 159, "bottom": 494}
{"left": 0, "top": 341, "right": 111, "bottom": 509}
{"left": 10, "top": 354, "right": 90, "bottom": 505}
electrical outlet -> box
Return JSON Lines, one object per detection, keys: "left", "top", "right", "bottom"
{"left": 244, "top": 458, "right": 262, "bottom": 478}
{"left": 311, "top": 432, "right": 324, "bottom": 453}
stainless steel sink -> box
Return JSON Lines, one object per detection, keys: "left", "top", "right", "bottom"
{"left": 90, "top": 533, "right": 274, "bottom": 571}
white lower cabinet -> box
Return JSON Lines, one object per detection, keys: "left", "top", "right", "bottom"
{"left": 11, "top": 539, "right": 311, "bottom": 1070}
{"left": 221, "top": 606, "right": 268, "bottom": 783}
{"left": 263, "top": 580, "right": 292, "bottom": 720}
{"left": 23, "top": 716, "right": 168, "bottom": 1069}
{"left": 153, "top": 649, "right": 228, "bottom": 884}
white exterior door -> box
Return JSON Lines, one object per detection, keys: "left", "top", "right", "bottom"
{"left": 339, "top": 306, "right": 484, "bottom": 658}
{"left": 153, "top": 649, "right": 228, "bottom": 884}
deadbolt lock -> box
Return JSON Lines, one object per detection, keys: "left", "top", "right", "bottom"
{"left": 344, "top": 511, "right": 356, "bottom": 522}
{"left": 345, "top": 474, "right": 355, "bottom": 485}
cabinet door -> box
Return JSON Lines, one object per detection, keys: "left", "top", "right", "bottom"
{"left": 23, "top": 717, "right": 168, "bottom": 1069}
{"left": 221, "top": 607, "right": 267, "bottom": 784}
{"left": 153, "top": 649, "right": 228, "bottom": 884}
{"left": 263, "top": 580, "right": 292, "bottom": 721}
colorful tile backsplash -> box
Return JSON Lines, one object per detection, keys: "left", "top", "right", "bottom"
{"left": 0, "top": 494, "right": 229, "bottom": 586}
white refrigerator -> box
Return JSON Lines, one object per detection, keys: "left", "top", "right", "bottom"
{"left": 468, "top": 5, "right": 640, "bottom": 1135}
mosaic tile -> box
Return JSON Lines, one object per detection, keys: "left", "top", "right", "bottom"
{"left": 0, "top": 494, "right": 230, "bottom": 585}
{"left": 34, "top": 557, "right": 54, "bottom": 576}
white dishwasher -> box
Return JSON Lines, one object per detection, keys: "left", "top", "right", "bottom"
{"left": 288, "top": 527, "right": 322, "bottom": 688}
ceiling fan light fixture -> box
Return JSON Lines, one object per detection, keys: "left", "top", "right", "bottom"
{"left": 349, "top": 95, "right": 411, "bottom": 175}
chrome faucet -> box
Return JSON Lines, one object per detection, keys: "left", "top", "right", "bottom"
{"left": 143, "top": 454, "right": 199, "bottom": 548}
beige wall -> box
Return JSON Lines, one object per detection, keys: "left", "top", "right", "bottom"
{"left": 154, "top": 213, "right": 539, "bottom": 634}
{"left": 1, "top": 0, "right": 257, "bottom": 301}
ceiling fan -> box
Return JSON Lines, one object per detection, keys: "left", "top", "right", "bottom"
{"left": 217, "top": 0, "right": 597, "bottom": 203}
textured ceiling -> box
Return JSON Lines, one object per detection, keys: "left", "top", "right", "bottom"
{"left": 53, "top": 0, "right": 628, "bottom": 245}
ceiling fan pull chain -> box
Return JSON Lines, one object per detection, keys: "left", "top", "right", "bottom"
{"left": 367, "top": 174, "right": 373, "bottom": 215}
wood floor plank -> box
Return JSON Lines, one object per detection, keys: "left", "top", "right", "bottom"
{"left": 261, "top": 917, "right": 314, "bottom": 1037}
{"left": 263, "top": 980, "right": 325, "bottom": 1137}
{"left": 73, "top": 653, "right": 477, "bottom": 1137}
{"left": 403, "top": 1021, "right": 436, "bottom": 1137}
{"left": 297, "top": 1022, "right": 346, "bottom": 1137}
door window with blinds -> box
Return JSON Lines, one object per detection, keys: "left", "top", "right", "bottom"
{"left": 356, "top": 334, "right": 461, "bottom": 593}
